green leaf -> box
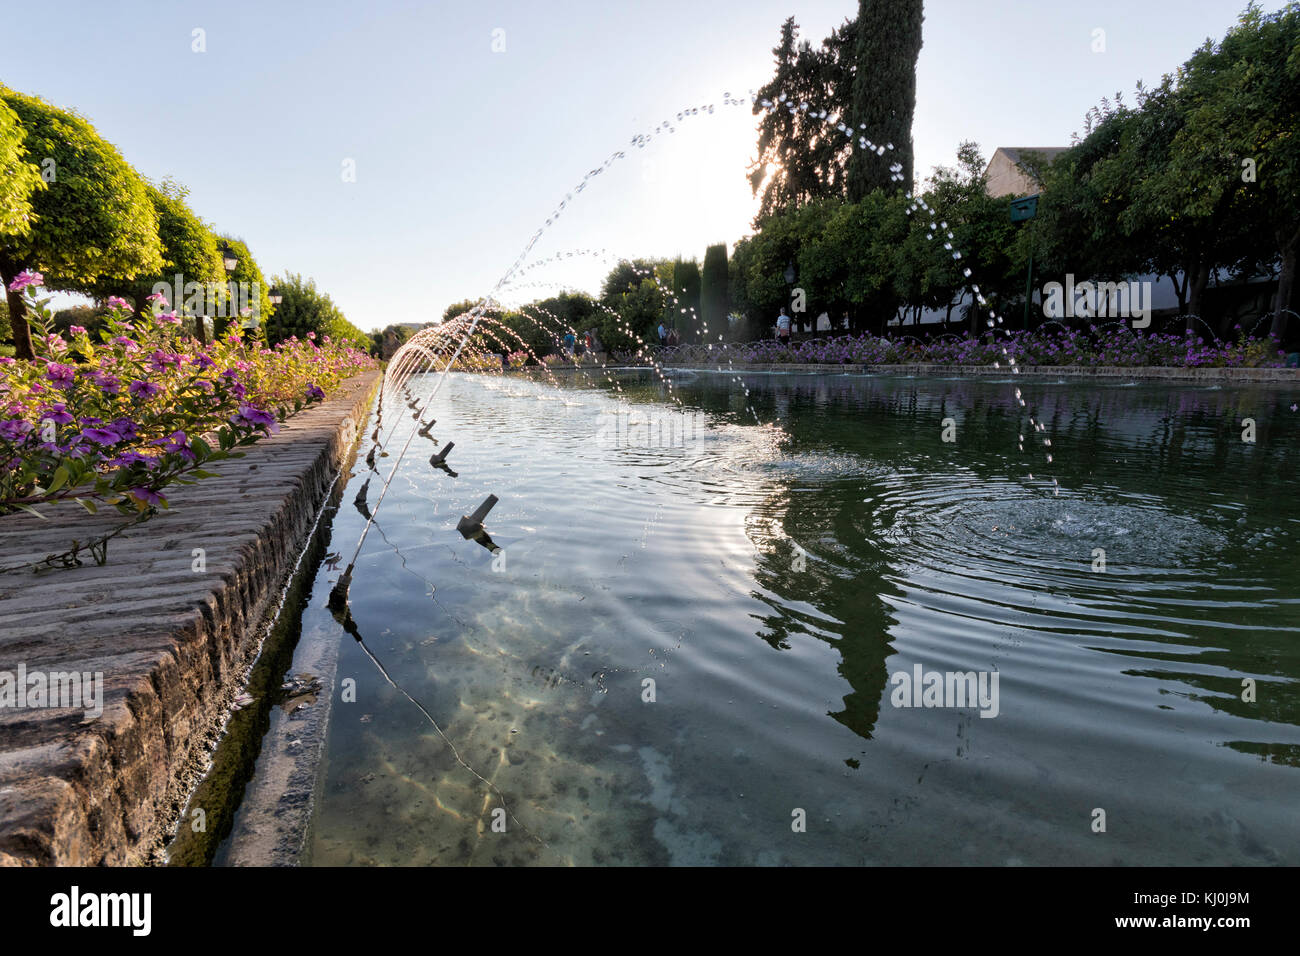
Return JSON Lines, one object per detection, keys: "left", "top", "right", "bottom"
{"left": 46, "top": 465, "right": 70, "bottom": 495}
{"left": 74, "top": 497, "right": 98, "bottom": 515}
{"left": 13, "top": 503, "right": 47, "bottom": 519}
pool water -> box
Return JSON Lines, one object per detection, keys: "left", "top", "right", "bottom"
{"left": 234, "top": 370, "right": 1300, "bottom": 866}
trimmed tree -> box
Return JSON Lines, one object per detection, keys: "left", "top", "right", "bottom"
{"left": 700, "top": 243, "right": 731, "bottom": 338}
{"left": 94, "top": 179, "right": 225, "bottom": 342}
{"left": 0, "top": 97, "right": 44, "bottom": 248}
{"left": 671, "top": 259, "right": 702, "bottom": 340}
{"left": 0, "top": 86, "right": 162, "bottom": 359}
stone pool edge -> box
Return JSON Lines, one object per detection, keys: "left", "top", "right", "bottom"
{"left": 535, "top": 363, "right": 1299, "bottom": 384}
{"left": 0, "top": 370, "right": 382, "bottom": 866}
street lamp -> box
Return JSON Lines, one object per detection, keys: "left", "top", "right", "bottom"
{"left": 1010, "top": 194, "right": 1040, "bottom": 331}
{"left": 784, "top": 262, "right": 797, "bottom": 333}
{"left": 268, "top": 286, "right": 283, "bottom": 306}
{"left": 218, "top": 241, "right": 239, "bottom": 273}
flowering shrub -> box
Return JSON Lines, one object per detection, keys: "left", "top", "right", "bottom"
{"left": 651, "top": 327, "right": 1286, "bottom": 369}
{"left": 0, "top": 276, "right": 376, "bottom": 542}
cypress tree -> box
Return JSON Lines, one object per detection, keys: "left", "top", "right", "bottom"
{"left": 700, "top": 244, "right": 730, "bottom": 337}
{"left": 671, "top": 259, "right": 702, "bottom": 342}
{"left": 846, "top": 0, "right": 924, "bottom": 201}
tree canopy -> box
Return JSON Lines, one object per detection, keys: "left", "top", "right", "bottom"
{"left": 0, "top": 86, "right": 162, "bottom": 358}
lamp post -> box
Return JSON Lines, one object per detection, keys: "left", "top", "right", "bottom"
{"left": 266, "top": 286, "right": 282, "bottom": 341}
{"left": 215, "top": 241, "right": 239, "bottom": 341}
{"left": 784, "top": 261, "right": 796, "bottom": 334}
{"left": 219, "top": 241, "right": 238, "bottom": 273}
{"left": 1010, "top": 194, "right": 1039, "bottom": 332}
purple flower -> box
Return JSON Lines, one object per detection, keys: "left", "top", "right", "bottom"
{"left": 157, "top": 430, "right": 196, "bottom": 460}
{"left": 41, "top": 404, "right": 75, "bottom": 426}
{"left": 7, "top": 270, "right": 42, "bottom": 293}
{"left": 129, "top": 486, "right": 163, "bottom": 507}
{"left": 232, "top": 404, "right": 278, "bottom": 433}
{"left": 81, "top": 427, "right": 123, "bottom": 446}
{"left": 128, "top": 380, "right": 162, "bottom": 400}
{"left": 106, "top": 296, "right": 131, "bottom": 311}
{"left": 45, "top": 363, "right": 76, "bottom": 389}
{"left": 107, "top": 451, "right": 150, "bottom": 467}
{"left": 92, "top": 372, "right": 122, "bottom": 395}
{"left": 0, "top": 419, "right": 34, "bottom": 442}
{"left": 305, "top": 383, "right": 325, "bottom": 401}
{"left": 108, "top": 418, "right": 140, "bottom": 440}
{"left": 155, "top": 311, "right": 182, "bottom": 325}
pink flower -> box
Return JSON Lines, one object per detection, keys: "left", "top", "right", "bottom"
{"left": 106, "top": 296, "right": 131, "bottom": 311}
{"left": 146, "top": 292, "right": 168, "bottom": 305}
{"left": 7, "top": 270, "right": 42, "bottom": 293}
{"left": 156, "top": 311, "right": 182, "bottom": 325}
{"left": 69, "top": 325, "right": 87, "bottom": 336}
{"left": 45, "top": 363, "right": 76, "bottom": 389}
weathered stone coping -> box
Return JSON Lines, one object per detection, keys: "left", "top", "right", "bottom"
{"left": 0, "top": 370, "right": 382, "bottom": 865}
{"left": 528, "top": 363, "right": 1299, "bottom": 385}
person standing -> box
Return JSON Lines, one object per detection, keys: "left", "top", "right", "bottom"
{"left": 776, "top": 307, "right": 792, "bottom": 347}
{"left": 658, "top": 321, "right": 668, "bottom": 347}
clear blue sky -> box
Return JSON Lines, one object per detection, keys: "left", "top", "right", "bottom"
{"left": 1, "top": 0, "right": 1260, "bottom": 331}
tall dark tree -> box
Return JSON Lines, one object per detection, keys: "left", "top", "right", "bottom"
{"left": 749, "top": 18, "right": 863, "bottom": 222}
{"left": 700, "top": 244, "right": 730, "bottom": 336}
{"left": 846, "top": 0, "right": 924, "bottom": 201}
{"left": 671, "top": 259, "right": 702, "bottom": 341}
{"left": 750, "top": 19, "right": 821, "bottom": 221}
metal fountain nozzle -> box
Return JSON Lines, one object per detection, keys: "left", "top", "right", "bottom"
{"left": 457, "top": 494, "right": 499, "bottom": 537}
{"left": 429, "top": 441, "right": 454, "bottom": 466}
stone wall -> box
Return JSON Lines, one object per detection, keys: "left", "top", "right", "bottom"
{"left": 651, "top": 363, "right": 1299, "bottom": 384}
{"left": 0, "top": 371, "right": 381, "bottom": 865}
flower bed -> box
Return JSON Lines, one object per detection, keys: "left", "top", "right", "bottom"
{"left": 0, "top": 274, "right": 377, "bottom": 538}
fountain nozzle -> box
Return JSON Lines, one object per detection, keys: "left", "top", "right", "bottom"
{"left": 457, "top": 494, "right": 499, "bottom": 537}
